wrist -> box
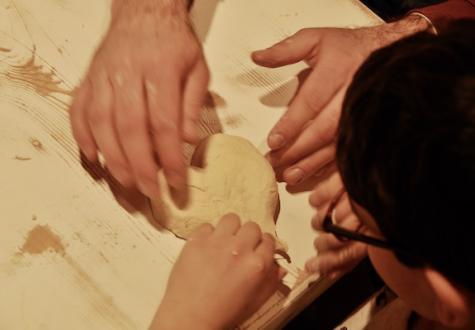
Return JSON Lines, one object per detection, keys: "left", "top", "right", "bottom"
{"left": 111, "top": 0, "right": 189, "bottom": 20}
{"left": 377, "top": 14, "right": 433, "bottom": 46}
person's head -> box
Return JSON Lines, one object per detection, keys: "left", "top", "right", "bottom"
{"left": 337, "top": 20, "right": 475, "bottom": 327}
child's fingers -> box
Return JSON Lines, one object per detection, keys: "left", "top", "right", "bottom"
{"left": 214, "top": 213, "right": 241, "bottom": 237}
{"left": 234, "top": 221, "right": 262, "bottom": 251}
{"left": 254, "top": 233, "right": 276, "bottom": 262}
{"left": 189, "top": 223, "right": 214, "bottom": 241}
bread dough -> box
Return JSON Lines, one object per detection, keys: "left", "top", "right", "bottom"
{"left": 151, "top": 134, "right": 285, "bottom": 250}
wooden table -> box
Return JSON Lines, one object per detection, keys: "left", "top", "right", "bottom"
{"left": 0, "top": 1, "right": 380, "bottom": 328}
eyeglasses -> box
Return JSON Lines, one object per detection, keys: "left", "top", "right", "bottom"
{"left": 323, "top": 188, "right": 403, "bottom": 252}
{"left": 322, "top": 188, "right": 424, "bottom": 267}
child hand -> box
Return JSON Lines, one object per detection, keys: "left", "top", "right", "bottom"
{"left": 306, "top": 171, "right": 368, "bottom": 277}
{"left": 150, "top": 214, "right": 285, "bottom": 330}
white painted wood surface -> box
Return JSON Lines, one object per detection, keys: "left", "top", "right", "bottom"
{"left": 0, "top": 1, "right": 379, "bottom": 329}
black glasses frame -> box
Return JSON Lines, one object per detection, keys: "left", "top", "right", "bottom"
{"left": 322, "top": 188, "right": 404, "bottom": 252}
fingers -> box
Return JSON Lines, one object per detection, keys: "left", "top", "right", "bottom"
{"left": 305, "top": 242, "right": 367, "bottom": 275}
{"left": 87, "top": 72, "right": 134, "bottom": 186}
{"left": 234, "top": 221, "right": 262, "bottom": 252}
{"left": 254, "top": 233, "right": 275, "bottom": 260}
{"left": 147, "top": 69, "right": 186, "bottom": 190}
{"left": 189, "top": 223, "right": 214, "bottom": 241}
{"left": 268, "top": 88, "right": 344, "bottom": 175}
{"left": 313, "top": 211, "right": 361, "bottom": 249}
{"left": 311, "top": 196, "right": 354, "bottom": 234}
{"left": 114, "top": 74, "right": 159, "bottom": 197}
{"left": 333, "top": 194, "right": 354, "bottom": 222}
{"left": 214, "top": 213, "right": 241, "bottom": 236}
{"left": 280, "top": 144, "right": 335, "bottom": 185}
{"left": 252, "top": 29, "right": 320, "bottom": 68}
{"left": 182, "top": 59, "right": 210, "bottom": 144}
{"left": 309, "top": 171, "right": 344, "bottom": 209}
{"left": 70, "top": 81, "right": 98, "bottom": 161}
{"left": 267, "top": 63, "right": 348, "bottom": 151}
{"left": 313, "top": 232, "right": 348, "bottom": 252}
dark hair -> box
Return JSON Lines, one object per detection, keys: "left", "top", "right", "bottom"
{"left": 337, "top": 20, "right": 475, "bottom": 292}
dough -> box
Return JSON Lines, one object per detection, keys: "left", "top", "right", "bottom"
{"left": 151, "top": 134, "right": 285, "bottom": 250}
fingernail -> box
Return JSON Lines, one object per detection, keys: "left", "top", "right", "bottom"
{"left": 285, "top": 168, "right": 304, "bottom": 185}
{"left": 268, "top": 134, "right": 285, "bottom": 150}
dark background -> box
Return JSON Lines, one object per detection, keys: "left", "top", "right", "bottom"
{"left": 361, "top": 0, "right": 444, "bottom": 20}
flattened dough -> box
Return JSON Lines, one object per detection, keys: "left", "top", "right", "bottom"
{"left": 151, "top": 134, "right": 285, "bottom": 249}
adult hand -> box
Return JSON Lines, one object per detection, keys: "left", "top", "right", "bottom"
{"left": 70, "top": 0, "right": 209, "bottom": 198}
{"left": 306, "top": 171, "right": 367, "bottom": 277}
{"left": 252, "top": 15, "right": 430, "bottom": 185}
{"left": 151, "top": 214, "right": 285, "bottom": 330}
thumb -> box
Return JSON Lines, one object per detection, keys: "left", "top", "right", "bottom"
{"left": 252, "top": 28, "right": 320, "bottom": 68}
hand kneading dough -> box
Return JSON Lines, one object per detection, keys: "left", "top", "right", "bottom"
{"left": 151, "top": 134, "right": 285, "bottom": 250}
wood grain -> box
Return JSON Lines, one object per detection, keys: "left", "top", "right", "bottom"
{"left": 0, "top": 0, "right": 380, "bottom": 329}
